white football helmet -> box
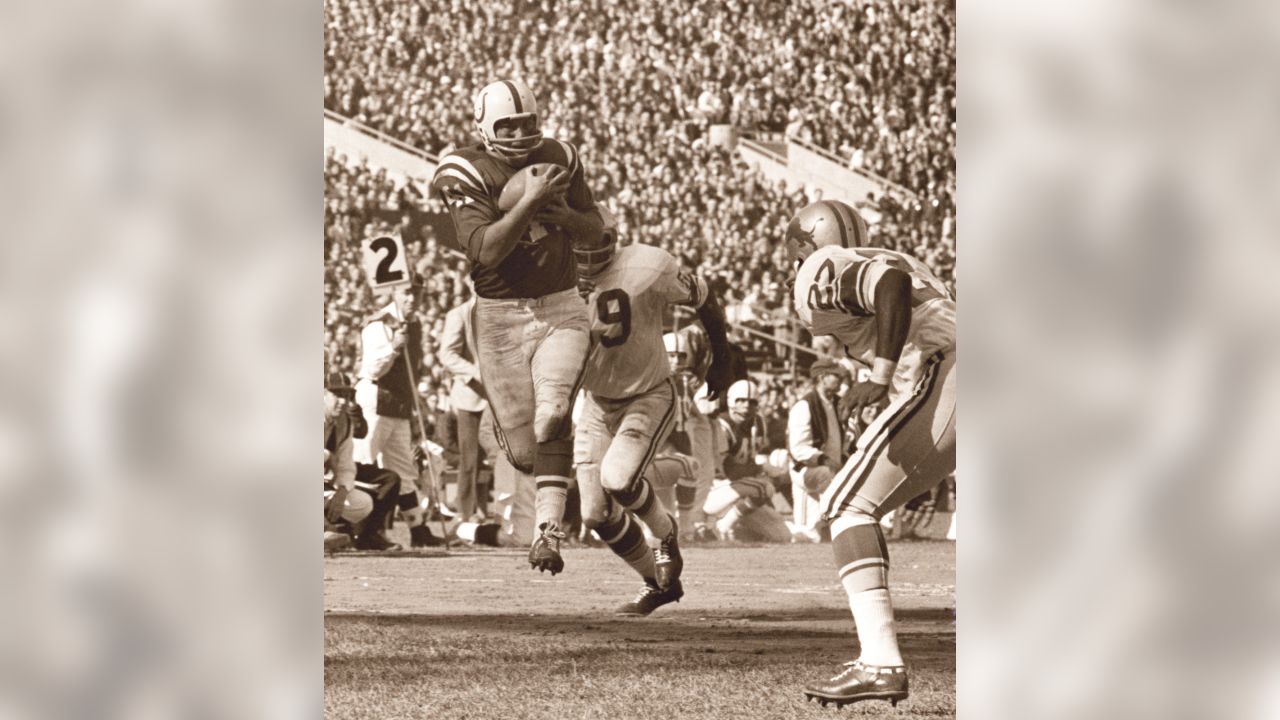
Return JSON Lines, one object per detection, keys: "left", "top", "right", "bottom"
{"left": 575, "top": 205, "right": 617, "bottom": 278}
{"left": 727, "top": 379, "right": 760, "bottom": 404}
{"left": 473, "top": 79, "right": 542, "bottom": 161}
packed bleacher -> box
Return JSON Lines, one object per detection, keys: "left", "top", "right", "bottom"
{"left": 323, "top": 0, "right": 957, "bottom": 348}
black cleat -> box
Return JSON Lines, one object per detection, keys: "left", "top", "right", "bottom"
{"left": 528, "top": 522, "right": 566, "bottom": 575}
{"left": 803, "top": 660, "right": 908, "bottom": 708}
{"left": 353, "top": 531, "right": 402, "bottom": 552}
{"left": 614, "top": 579, "right": 684, "bottom": 616}
{"left": 653, "top": 514, "right": 683, "bottom": 590}
{"left": 409, "top": 525, "right": 445, "bottom": 547}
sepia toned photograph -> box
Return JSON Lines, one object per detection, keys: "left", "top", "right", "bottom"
{"left": 323, "top": 0, "right": 955, "bottom": 716}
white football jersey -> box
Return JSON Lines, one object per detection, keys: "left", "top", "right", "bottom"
{"left": 582, "top": 244, "right": 708, "bottom": 399}
{"left": 793, "top": 245, "right": 955, "bottom": 397}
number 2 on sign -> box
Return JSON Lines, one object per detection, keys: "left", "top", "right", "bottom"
{"left": 362, "top": 233, "right": 411, "bottom": 290}
{"left": 370, "top": 237, "right": 405, "bottom": 284}
{"left": 596, "top": 289, "right": 632, "bottom": 347}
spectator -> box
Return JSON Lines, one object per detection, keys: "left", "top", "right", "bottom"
{"left": 324, "top": 371, "right": 373, "bottom": 548}
{"left": 439, "top": 294, "right": 490, "bottom": 521}
{"left": 353, "top": 279, "right": 429, "bottom": 528}
{"left": 787, "top": 360, "right": 849, "bottom": 543}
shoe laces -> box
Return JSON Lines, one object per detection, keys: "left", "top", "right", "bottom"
{"left": 654, "top": 543, "right": 671, "bottom": 563}
{"left": 631, "top": 584, "right": 660, "bottom": 603}
{"left": 540, "top": 524, "right": 566, "bottom": 542}
{"left": 832, "top": 660, "right": 865, "bottom": 681}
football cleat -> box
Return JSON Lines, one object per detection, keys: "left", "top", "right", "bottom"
{"left": 353, "top": 531, "right": 402, "bottom": 552}
{"left": 323, "top": 531, "right": 352, "bottom": 553}
{"left": 528, "top": 522, "right": 566, "bottom": 575}
{"left": 614, "top": 579, "right": 684, "bottom": 617}
{"left": 802, "top": 660, "right": 908, "bottom": 708}
{"left": 653, "top": 514, "right": 683, "bottom": 590}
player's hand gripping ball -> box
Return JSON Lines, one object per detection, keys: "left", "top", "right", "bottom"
{"left": 497, "top": 163, "right": 568, "bottom": 211}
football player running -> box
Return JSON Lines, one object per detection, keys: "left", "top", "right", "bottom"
{"left": 573, "top": 211, "right": 734, "bottom": 616}
{"left": 786, "top": 200, "right": 956, "bottom": 709}
{"left": 430, "top": 79, "right": 602, "bottom": 575}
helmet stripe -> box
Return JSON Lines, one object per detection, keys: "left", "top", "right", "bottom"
{"left": 827, "top": 201, "right": 850, "bottom": 248}
{"left": 501, "top": 80, "right": 523, "bottom": 112}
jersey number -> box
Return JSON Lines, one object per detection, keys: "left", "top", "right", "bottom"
{"left": 596, "top": 289, "right": 632, "bottom": 347}
{"left": 370, "top": 237, "right": 406, "bottom": 285}
{"left": 806, "top": 259, "right": 839, "bottom": 312}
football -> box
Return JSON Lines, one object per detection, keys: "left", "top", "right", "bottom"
{"left": 497, "top": 162, "right": 564, "bottom": 211}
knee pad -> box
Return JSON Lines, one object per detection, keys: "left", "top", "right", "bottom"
{"left": 532, "top": 400, "right": 573, "bottom": 444}
{"left": 831, "top": 517, "right": 889, "bottom": 593}
{"left": 647, "top": 454, "right": 698, "bottom": 491}
{"left": 533, "top": 437, "right": 573, "bottom": 479}
{"left": 580, "top": 494, "right": 618, "bottom": 532}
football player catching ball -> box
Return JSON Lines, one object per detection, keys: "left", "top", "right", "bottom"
{"left": 430, "top": 79, "right": 603, "bottom": 575}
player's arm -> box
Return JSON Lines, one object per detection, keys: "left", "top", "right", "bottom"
{"left": 664, "top": 265, "right": 734, "bottom": 400}
{"left": 837, "top": 262, "right": 913, "bottom": 404}
{"left": 535, "top": 141, "right": 603, "bottom": 244}
{"left": 478, "top": 169, "right": 568, "bottom": 265}
{"left": 434, "top": 163, "right": 567, "bottom": 267}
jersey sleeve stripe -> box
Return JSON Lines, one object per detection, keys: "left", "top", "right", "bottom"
{"left": 434, "top": 168, "right": 485, "bottom": 194}
{"left": 854, "top": 260, "right": 872, "bottom": 310}
{"left": 435, "top": 157, "right": 486, "bottom": 191}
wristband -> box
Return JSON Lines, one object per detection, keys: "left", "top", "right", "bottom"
{"left": 870, "top": 357, "right": 897, "bottom": 386}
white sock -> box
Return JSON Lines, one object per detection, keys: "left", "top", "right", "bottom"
{"left": 456, "top": 522, "right": 478, "bottom": 544}
{"left": 846, "top": 587, "right": 903, "bottom": 666}
{"left": 716, "top": 505, "right": 743, "bottom": 538}
{"left": 534, "top": 481, "right": 568, "bottom": 531}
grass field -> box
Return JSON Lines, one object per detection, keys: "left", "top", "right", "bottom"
{"left": 325, "top": 541, "right": 955, "bottom": 719}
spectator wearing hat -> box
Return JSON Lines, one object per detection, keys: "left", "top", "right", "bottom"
{"left": 787, "top": 360, "right": 849, "bottom": 542}
{"left": 326, "top": 370, "right": 407, "bottom": 551}
{"left": 325, "top": 371, "right": 373, "bottom": 549}
{"left": 354, "top": 280, "right": 427, "bottom": 521}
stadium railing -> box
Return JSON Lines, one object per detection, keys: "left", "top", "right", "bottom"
{"left": 786, "top": 135, "right": 918, "bottom": 202}
{"left": 323, "top": 109, "right": 440, "bottom": 164}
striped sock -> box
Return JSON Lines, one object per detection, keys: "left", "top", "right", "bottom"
{"left": 594, "top": 512, "right": 656, "bottom": 582}
{"left": 534, "top": 477, "right": 568, "bottom": 531}
{"left": 610, "top": 479, "right": 673, "bottom": 539}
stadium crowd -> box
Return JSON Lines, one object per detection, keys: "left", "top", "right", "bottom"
{"left": 322, "top": 0, "right": 956, "bottom": 283}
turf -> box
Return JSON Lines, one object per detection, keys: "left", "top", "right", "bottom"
{"left": 325, "top": 542, "right": 954, "bottom": 719}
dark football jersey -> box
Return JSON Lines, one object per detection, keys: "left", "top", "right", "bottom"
{"left": 431, "top": 139, "right": 595, "bottom": 300}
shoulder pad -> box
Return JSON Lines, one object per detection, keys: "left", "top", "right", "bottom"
{"left": 612, "top": 244, "right": 673, "bottom": 295}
